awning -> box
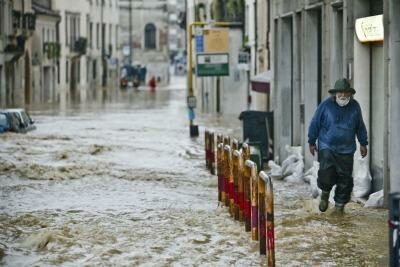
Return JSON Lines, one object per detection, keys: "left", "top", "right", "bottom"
{"left": 251, "top": 71, "right": 272, "bottom": 93}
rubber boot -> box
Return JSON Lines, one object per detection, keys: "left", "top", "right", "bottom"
{"left": 333, "top": 203, "right": 345, "bottom": 215}
{"left": 319, "top": 191, "right": 330, "bottom": 212}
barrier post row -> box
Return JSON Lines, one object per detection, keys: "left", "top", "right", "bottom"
{"left": 217, "top": 142, "right": 224, "bottom": 203}
{"left": 205, "top": 130, "right": 209, "bottom": 169}
{"left": 258, "top": 173, "right": 267, "bottom": 255}
{"left": 260, "top": 171, "right": 276, "bottom": 267}
{"left": 233, "top": 150, "right": 241, "bottom": 221}
{"left": 245, "top": 160, "right": 258, "bottom": 240}
{"left": 223, "top": 144, "right": 232, "bottom": 208}
{"left": 237, "top": 150, "right": 245, "bottom": 223}
{"left": 225, "top": 145, "right": 235, "bottom": 217}
{"left": 389, "top": 192, "right": 400, "bottom": 267}
{"left": 210, "top": 132, "right": 215, "bottom": 175}
{"left": 242, "top": 144, "right": 251, "bottom": 232}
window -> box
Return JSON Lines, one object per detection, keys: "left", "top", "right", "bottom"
{"left": 93, "top": 60, "right": 97, "bottom": 79}
{"left": 66, "top": 60, "right": 69, "bottom": 83}
{"left": 144, "top": 23, "right": 156, "bottom": 49}
{"left": 109, "top": 24, "right": 112, "bottom": 48}
{"left": 96, "top": 23, "right": 99, "bottom": 49}
{"left": 0, "top": 1, "right": 4, "bottom": 35}
{"left": 89, "top": 22, "right": 93, "bottom": 48}
{"left": 65, "top": 14, "right": 69, "bottom": 46}
{"left": 115, "top": 25, "right": 118, "bottom": 50}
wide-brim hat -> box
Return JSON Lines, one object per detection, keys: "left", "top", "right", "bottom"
{"left": 328, "top": 78, "right": 356, "bottom": 94}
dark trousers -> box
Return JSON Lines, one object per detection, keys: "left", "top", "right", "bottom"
{"left": 317, "top": 149, "right": 354, "bottom": 205}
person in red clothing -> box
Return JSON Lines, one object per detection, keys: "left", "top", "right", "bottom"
{"left": 149, "top": 76, "right": 156, "bottom": 92}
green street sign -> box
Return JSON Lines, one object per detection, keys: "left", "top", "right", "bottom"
{"left": 196, "top": 53, "right": 229, "bottom": 77}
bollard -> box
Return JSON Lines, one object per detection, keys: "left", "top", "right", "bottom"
{"left": 233, "top": 150, "right": 241, "bottom": 221}
{"left": 210, "top": 132, "right": 216, "bottom": 175}
{"left": 237, "top": 150, "right": 245, "bottom": 222}
{"left": 224, "top": 145, "right": 232, "bottom": 208}
{"left": 217, "top": 142, "right": 224, "bottom": 203}
{"left": 224, "top": 145, "right": 235, "bottom": 217}
{"left": 223, "top": 137, "right": 231, "bottom": 207}
{"left": 258, "top": 172, "right": 267, "bottom": 255}
{"left": 232, "top": 138, "right": 239, "bottom": 151}
{"left": 389, "top": 192, "right": 400, "bottom": 267}
{"left": 245, "top": 159, "right": 258, "bottom": 240}
{"left": 216, "top": 133, "right": 223, "bottom": 202}
{"left": 242, "top": 144, "right": 251, "bottom": 232}
{"left": 263, "top": 171, "right": 275, "bottom": 267}
{"left": 205, "top": 130, "right": 209, "bottom": 169}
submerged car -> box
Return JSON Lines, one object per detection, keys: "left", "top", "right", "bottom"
{"left": 0, "top": 108, "right": 36, "bottom": 133}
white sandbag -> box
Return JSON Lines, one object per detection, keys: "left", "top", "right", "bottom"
{"left": 284, "top": 159, "right": 304, "bottom": 183}
{"left": 364, "top": 190, "right": 384, "bottom": 208}
{"left": 309, "top": 161, "right": 320, "bottom": 198}
{"left": 268, "top": 160, "right": 283, "bottom": 180}
{"left": 353, "top": 157, "right": 372, "bottom": 198}
{"left": 281, "top": 154, "right": 298, "bottom": 176}
{"left": 281, "top": 146, "right": 304, "bottom": 177}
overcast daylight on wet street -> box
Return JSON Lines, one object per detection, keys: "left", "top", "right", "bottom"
{"left": 1, "top": 0, "right": 398, "bottom": 266}
{"left": 0, "top": 76, "right": 388, "bottom": 266}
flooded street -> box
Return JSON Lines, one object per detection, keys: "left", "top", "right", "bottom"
{"left": 0, "top": 77, "right": 388, "bottom": 266}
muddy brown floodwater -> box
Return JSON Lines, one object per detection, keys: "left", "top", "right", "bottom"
{"left": 0, "top": 78, "right": 388, "bottom": 266}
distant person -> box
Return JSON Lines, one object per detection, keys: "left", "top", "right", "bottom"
{"left": 149, "top": 76, "right": 156, "bottom": 93}
{"left": 308, "top": 78, "right": 368, "bottom": 214}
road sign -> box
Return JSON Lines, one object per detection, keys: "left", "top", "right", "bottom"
{"left": 195, "top": 35, "right": 204, "bottom": 53}
{"left": 187, "top": 96, "right": 197, "bottom": 108}
{"left": 238, "top": 51, "right": 250, "bottom": 71}
{"left": 203, "top": 29, "right": 229, "bottom": 53}
{"left": 196, "top": 53, "right": 229, "bottom": 77}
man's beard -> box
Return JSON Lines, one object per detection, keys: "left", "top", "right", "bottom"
{"left": 336, "top": 96, "right": 351, "bottom": 107}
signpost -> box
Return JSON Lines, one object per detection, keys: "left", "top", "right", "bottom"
{"left": 196, "top": 53, "right": 229, "bottom": 77}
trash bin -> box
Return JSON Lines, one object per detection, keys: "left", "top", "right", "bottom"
{"left": 239, "top": 110, "right": 274, "bottom": 163}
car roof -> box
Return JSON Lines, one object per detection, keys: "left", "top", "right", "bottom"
{"left": 4, "top": 108, "right": 25, "bottom": 112}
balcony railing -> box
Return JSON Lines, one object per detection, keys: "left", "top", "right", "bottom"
{"left": 12, "top": 11, "right": 36, "bottom": 32}
{"left": 43, "top": 42, "right": 61, "bottom": 59}
{"left": 72, "top": 37, "right": 87, "bottom": 55}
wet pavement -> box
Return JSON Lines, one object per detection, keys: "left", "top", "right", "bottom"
{"left": 0, "top": 77, "right": 388, "bottom": 266}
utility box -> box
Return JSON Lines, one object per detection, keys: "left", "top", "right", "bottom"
{"left": 239, "top": 110, "right": 274, "bottom": 163}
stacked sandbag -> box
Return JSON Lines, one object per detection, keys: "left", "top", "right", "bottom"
{"left": 353, "top": 157, "right": 372, "bottom": 198}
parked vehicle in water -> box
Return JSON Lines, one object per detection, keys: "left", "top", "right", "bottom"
{"left": 120, "top": 64, "right": 147, "bottom": 89}
{"left": 0, "top": 109, "right": 36, "bottom": 133}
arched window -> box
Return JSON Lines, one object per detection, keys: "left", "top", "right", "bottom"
{"left": 144, "top": 23, "right": 156, "bottom": 49}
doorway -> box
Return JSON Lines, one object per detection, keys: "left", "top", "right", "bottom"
{"left": 24, "top": 52, "right": 31, "bottom": 105}
{"left": 370, "top": 43, "right": 384, "bottom": 193}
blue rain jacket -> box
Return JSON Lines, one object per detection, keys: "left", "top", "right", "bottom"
{"left": 308, "top": 96, "right": 368, "bottom": 154}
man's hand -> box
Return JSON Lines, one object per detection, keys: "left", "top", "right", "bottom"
{"left": 309, "top": 144, "right": 317, "bottom": 156}
{"left": 360, "top": 145, "right": 368, "bottom": 158}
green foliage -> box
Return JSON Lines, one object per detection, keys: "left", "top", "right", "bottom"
{"left": 210, "top": 0, "right": 244, "bottom": 22}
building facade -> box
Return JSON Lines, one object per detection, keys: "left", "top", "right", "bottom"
{"left": 271, "top": 0, "right": 400, "bottom": 199}
{"left": 53, "top": 0, "right": 120, "bottom": 104}
{"left": 31, "top": 0, "right": 60, "bottom": 104}
{"left": 186, "top": 0, "right": 248, "bottom": 115}
{"left": 0, "top": 0, "right": 35, "bottom": 107}
{"left": 119, "top": 0, "right": 170, "bottom": 85}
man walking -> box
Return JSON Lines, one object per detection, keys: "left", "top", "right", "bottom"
{"left": 308, "top": 78, "right": 368, "bottom": 214}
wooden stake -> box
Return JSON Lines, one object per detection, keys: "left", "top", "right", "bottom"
{"left": 242, "top": 144, "right": 251, "bottom": 232}
{"left": 233, "top": 150, "right": 241, "bottom": 220}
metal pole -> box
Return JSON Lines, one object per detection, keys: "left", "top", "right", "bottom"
{"left": 129, "top": 0, "right": 133, "bottom": 65}
{"left": 389, "top": 192, "right": 400, "bottom": 267}
{"left": 101, "top": 0, "right": 107, "bottom": 87}
{"left": 187, "top": 21, "right": 241, "bottom": 136}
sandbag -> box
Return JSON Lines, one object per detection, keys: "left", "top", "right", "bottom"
{"left": 268, "top": 160, "right": 283, "bottom": 180}
{"left": 353, "top": 157, "right": 372, "bottom": 198}
{"left": 364, "top": 190, "right": 384, "bottom": 208}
